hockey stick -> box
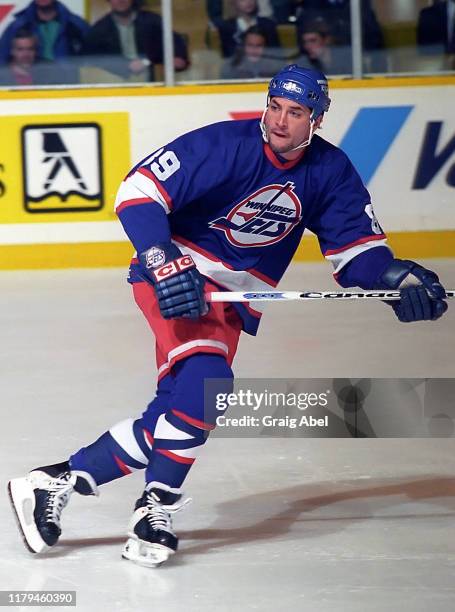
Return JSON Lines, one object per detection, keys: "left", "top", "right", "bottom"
{"left": 207, "top": 290, "right": 455, "bottom": 303}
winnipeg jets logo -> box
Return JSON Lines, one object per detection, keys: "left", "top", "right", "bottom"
{"left": 210, "top": 182, "right": 302, "bottom": 248}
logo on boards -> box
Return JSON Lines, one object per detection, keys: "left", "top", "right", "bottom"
{"left": 21, "top": 123, "right": 104, "bottom": 213}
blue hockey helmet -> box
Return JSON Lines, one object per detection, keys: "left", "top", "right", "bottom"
{"left": 267, "top": 64, "right": 331, "bottom": 120}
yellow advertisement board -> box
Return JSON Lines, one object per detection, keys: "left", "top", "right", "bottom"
{"left": 0, "top": 112, "right": 130, "bottom": 224}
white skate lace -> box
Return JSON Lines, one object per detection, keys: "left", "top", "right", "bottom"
{"left": 145, "top": 491, "right": 191, "bottom": 532}
{"left": 43, "top": 474, "right": 74, "bottom": 526}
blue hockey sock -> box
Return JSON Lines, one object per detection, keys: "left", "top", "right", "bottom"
{"left": 145, "top": 354, "right": 234, "bottom": 488}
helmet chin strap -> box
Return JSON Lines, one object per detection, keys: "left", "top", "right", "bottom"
{"left": 289, "top": 118, "right": 317, "bottom": 151}
{"left": 260, "top": 106, "right": 318, "bottom": 152}
{"left": 260, "top": 107, "right": 269, "bottom": 142}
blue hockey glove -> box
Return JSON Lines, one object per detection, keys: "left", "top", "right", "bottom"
{"left": 138, "top": 243, "right": 209, "bottom": 319}
{"left": 377, "top": 259, "right": 447, "bottom": 322}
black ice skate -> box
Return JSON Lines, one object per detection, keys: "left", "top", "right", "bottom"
{"left": 122, "top": 483, "right": 191, "bottom": 568}
{"left": 8, "top": 461, "right": 98, "bottom": 554}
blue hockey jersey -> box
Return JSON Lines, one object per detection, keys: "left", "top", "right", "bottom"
{"left": 115, "top": 119, "right": 393, "bottom": 335}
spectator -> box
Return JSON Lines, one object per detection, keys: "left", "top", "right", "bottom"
{"left": 298, "top": 18, "right": 351, "bottom": 75}
{"left": 296, "top": 0, "right": 385, "bottom": 72}
{"left": 207, "top": 0, "right": 294, "bottom": 26}
{"left": 417, "top": 0, "right": 455, "bottom": 55}
{"left": 221, "top": 25, "right": 282, "bottom": 78}
{"left": 296, "top": 0, "right": 384, "bottom": 52}
{"left": 216, "top": 0, "right": 280, "bottom": 58}
{"left": 0, "top": 1, "right": 88, "bottom": 65}
{"left": 0, "top": 28, "right": 60, "bottom": 86}
{"left": 83, "top": 0, "right": 189, "bottom": 82}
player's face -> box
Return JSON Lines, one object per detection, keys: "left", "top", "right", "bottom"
{"left": 264, "top": 97, "right": 322, "bottom": 160}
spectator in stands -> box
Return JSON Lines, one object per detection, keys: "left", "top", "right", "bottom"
{"left": 216, "top": 0, "right": 280, "bottom": 58}
{"left": 0, "top": 28, "right": 64, "bottom": 86}
{"left": 0, "top": 0, "right": 88, "bottom": 64}
{"left": 296, "top": 0, "right": 384, "bottom": 52}
{"left": 298, "top": 17, "right": 351, "bottom": 75}
{"left": 207, "top": 0, "right": 294, "bottom": 26}
{"left": 220, "top": 25, "right": 281, "bottom": 78}
{"left": 83, "top": 0, "right": 189, "bottom": 82}
{"left": 208, "top": 0, "right": 273, "bottom": 27}
{"left": 417, "top": 0, "right": 455, "bottom": 55}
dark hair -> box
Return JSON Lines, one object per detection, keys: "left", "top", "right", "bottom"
{"left": 107, "top": 0, "right": 143, "bottom": 7}
{"left": 300, "top": 18, "right": 331, "bottom": 39}
{"left": 242, "top": 25, "right": 267, "bottom": 42}
{"left": 12, "top": 28, "right": 37, "bottom": 42}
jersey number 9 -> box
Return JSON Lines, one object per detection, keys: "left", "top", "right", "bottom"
{"left": 149, "top": 149, "right": 181, "bottom": 181}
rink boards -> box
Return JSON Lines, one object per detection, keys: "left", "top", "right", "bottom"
{"left": 0, "top": 76, "right": 454, "bottom": 269}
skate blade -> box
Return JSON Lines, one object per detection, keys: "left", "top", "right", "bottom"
{"left": 7, "top": 478, "right": 49, "bottom": 554}
{"left": 122, "top": 537, "right": 174, "bottom": 568}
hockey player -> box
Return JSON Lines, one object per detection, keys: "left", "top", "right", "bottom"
{"left": 8, "top": 65, "right": 448, "bottom": 568}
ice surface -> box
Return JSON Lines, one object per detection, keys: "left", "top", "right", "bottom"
{"left": 1, "top": 261, "right": 454, "bottom": 611}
